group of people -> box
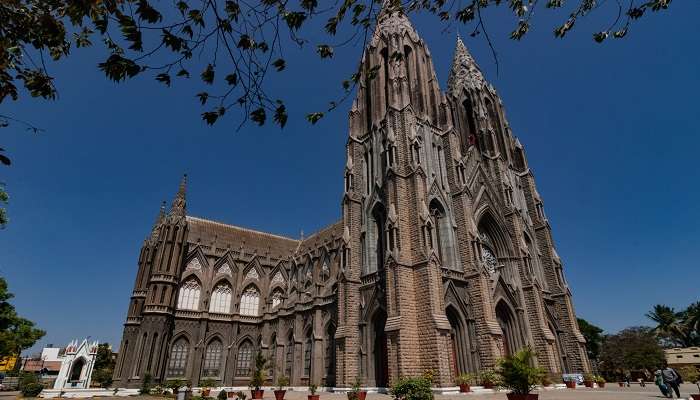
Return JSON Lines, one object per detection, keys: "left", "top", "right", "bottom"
{"left": 654, "top": 364, "right": 684, "bottom": 399}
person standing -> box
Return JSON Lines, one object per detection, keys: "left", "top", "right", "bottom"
{"left": 655, "top": 370, "right": 671, "bottom": 398}
{"left": 661, "top": 364, "right": 682, "bottom": 398}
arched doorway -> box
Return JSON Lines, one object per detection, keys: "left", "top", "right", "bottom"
{"left": 496, "top": 300, "right": 520, "bottom": 356}
{"left": 69, "top": 358, "right": 85, "bottom": 382}
{"left": 446, "top": 306, "right": 471, "bottom": 376}
{"left": 371, "top": 310, "right": 388, "bottom": 388}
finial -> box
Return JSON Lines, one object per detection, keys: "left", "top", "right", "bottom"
{"left": 170, "top": 173, "right": 187, "bottom": 217}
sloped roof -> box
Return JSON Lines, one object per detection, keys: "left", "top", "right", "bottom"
{"left": 186, "top": 216, "right": 300, "bottom": 259}
{"left": 296, "top": 220, "right": 343, "bottom": 255}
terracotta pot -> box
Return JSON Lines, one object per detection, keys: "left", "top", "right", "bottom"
{"left": 690, "top": 395, "right": 700, "bottom": 400}
{"left": 357, "top": 391, "right": 367, "bottom": 400}
{"left": 506, "top": 394, "right": 539, "bottom": 400}
{"left": 483, "top": 383, "right": 494, "bottom": 389}
{"left": 565, "top": 381, "right": 576, "bottom": 389}
{"left": 202, "top": 389, "right": 211, "bottom": 397}
{"left": 459, "top": 384, "right": 471, "bottom": 393}
{"left": 584, "top": 381, "right": 593, "bottom": 388}
{"left": 227, "top": 391, "right": 235, "bottom": 398}
{"left": 618, "top": 382, "right": 624, "bottom": 387}
{"left": 597, "top": 382, "right": 606, "bottom": 388}
{"left": 274, "top": 390, "right": 286, "bottom": 400}
{"left": 251, "top": 390, "right": 264, "bottom": 399}
{"left": 308, "top": 395, "right": 320, "bottom": 400}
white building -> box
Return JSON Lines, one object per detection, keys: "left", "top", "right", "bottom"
{"left": 53, "top": 339, "right": 99, "bottom": 389}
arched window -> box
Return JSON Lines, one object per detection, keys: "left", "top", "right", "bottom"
{"left": 167, "top": 338, "right": 189, "bottom": 377}
{"left": 303, "top": 331, "right": 313, "bottom": 377}
{"left": 271, "top": 289, "right": 284, "bottom": 309}
{"left": 429, "top": 200, "right": 456, "bottom": 269}
{"left": 203, "top": 340, "right": 223, "bottom": 377}
{"left": 235, "top": 341, "right": 254, "bottom": 376}
{"left": 325, "top": 324, "right": 336, "bottom": 385}
{"left": 479, "top": 232, "right": 499, "bottom": 275}
{"left": 240, "top": 286, "right": 260, "bottom": 316}
{"left": 209, "top": 284, "right": 232, "bottom": 314}
{"left": 177, "top": 279, "right": 201, "bottom": 310}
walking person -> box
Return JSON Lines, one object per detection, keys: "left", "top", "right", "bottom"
{"left": 661, "top": 364, "right": 682, "bottom": 398}
{"left": 655, "top": 370, "right": 671, "bottom": 398}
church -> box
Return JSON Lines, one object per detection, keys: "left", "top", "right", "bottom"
{"left": 113, "top": 4, "right": 590, "bottom": 390}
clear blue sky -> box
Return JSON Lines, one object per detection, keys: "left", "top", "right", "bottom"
{"left": 1, "top": 1, "right": 698, "bottom": 354}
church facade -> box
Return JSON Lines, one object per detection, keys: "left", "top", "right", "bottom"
{"left": 113, "top": 6, "right": 590, "bottom": 390}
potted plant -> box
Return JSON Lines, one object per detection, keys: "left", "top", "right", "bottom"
{"left": 275, "top": 376, "right": 289, "bottom": 400}
{"left": 497, "top": 347, "right": 544, "bottom": 400}
{"left": 480, "top": 369, "right": 499, "bottom": 389}
{"left": 563, "top": 376, "right": 576, "bottom": 389}
{"left": 308, "top": 383, "right": 319, "bottom": 400}
{"left": 218, "top": 390, "right": 228, "bottom": 400}
{"left": 200, "top": 378, "right": 217, "bottom": 397}
{"left": 249, "top": 352, "right": 268, "bottom": 400}
{"left": 455, "top": 373, "right": 475, "bottom": 393}
{"left": 236, "top": 391, "right": 248, "bottom": 400}
{"left": 583, "top": 373, "right": 594, "bottom": 388}
{"left": 595, "top": 375, "right": 606, "bottom": 388}
{"left": 167, "top": 379, "right": 186, "bottom": 395}
{"left": 347, "top": 377, "right": 366, "bottom": 400}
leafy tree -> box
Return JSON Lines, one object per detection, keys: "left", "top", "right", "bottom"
{"left": 92, "top": 343, "right": 116, "bottom": 388}
{"left": 0, "top": 277, "right": 45, "bottom": 358}
{"left": 0, "top": 0, "right": 675, "bottom": 130}
{"left": 577, "top": 318, "right": 604, "bottom": 361}
{"left": 598, "top": 326, "right": 664, "bottom": 381}
{"left": 646, "top": 303, "right": 700, "bottom": 347}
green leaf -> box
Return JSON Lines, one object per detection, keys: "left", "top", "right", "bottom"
{"left": 162, "top": 29, "right": 184, "bottom": 51}
{"left": 189, "top": 10, "right": 205, "bottom": 27}
{"left": 237, "top": 34, "right": 253, "bottom": 49}
{"left": 196, "top": 92, "right": 209, "bottom": 104}
{"left": 201, "top": 64, "right": 215, "bottom": 84}
{"left": 274, "top": 102, "right": 288, "bottom": 128}
{"left": 250, "top": 108, "right": 266, "bottom": 126}
{"left": 317, "top": 44, "right": 334, "bottom": 59}
{"left": 301, "top": 0, "right": 318, "bottom": 12}
{"left": 325, "top": 17, "right": 339, "bottom": 35}
{"left": 177, "top": 69, "right": 190, "bottom": 78}
{"left": 225, "top": 73, "right": 238, "bottom": 86}
{"left": 456, "top": 6, "right": 474, "bottom": 22}
{"left": 284, "top": 12, "right": 307, "bottom": 31}
{"left": 306, "top": 112, "right": 324, "bottom": 124}
{"left": 202, "top": 111, "right": 219, "bottom": 125}
{"left": 98, "top": 55, "right": 141, "bottom": 82}
{"left": 136, "top": 0, "right": 163, "bottom": 23}
{"left": 225, "top": 1, "right": 240, "bottom": 21}
{"left": 155, "top": 73, "right": 171, "bottom": 86}
{"left": 177, "top": 0, "right": 189, "bottom": 15}
{"left": 272, "top": 59, "right": 286, "bottom": 71}
{"left": 593, "top": 31, "right": 608, "bottom": 42}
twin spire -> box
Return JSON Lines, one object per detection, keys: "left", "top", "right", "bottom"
{"left": 447, "top": 35, "right": 486, "bottom": 93}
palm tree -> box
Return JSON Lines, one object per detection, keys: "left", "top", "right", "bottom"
{"left": 646, "top": 304, "right": 683, "bottom": 346}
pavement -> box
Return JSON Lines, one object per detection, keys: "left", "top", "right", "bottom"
{"left": 1, "top": 384, "right": 698, "bottom": 400}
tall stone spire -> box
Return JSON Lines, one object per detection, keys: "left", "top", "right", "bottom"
{"left": 150, "top": 201, "right": 166, "bottom": 240}
{"left": 170, "top": 174, "right": 187, "bottom": 217}
{"left": 447, "top": 36, "right": 487, "bottom": 94}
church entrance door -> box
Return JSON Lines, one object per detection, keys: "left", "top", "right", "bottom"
{"left": 372, "top": 310, "right": 388, "bottom": 388}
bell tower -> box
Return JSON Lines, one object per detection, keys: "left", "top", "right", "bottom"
{"left": 337, "top": 1, "right": 457, "bottom": 387}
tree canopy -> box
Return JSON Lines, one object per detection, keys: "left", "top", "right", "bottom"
{"left": 577, "top": 318, "right": 603, "bottom": 361}
{"left": 0, "top": 277, "right": 45, "bottom": 358}
{"left": 597, "top": 326, "right": 665, "bottom": 380}
{"left": 646, "top": 302, "right": 700, "bottom": 348}
{"left": 92, "top": 343, "right": 116, "bottom": 388}
{"left": 1, "top": 0, "right": 674, "bottom": 129}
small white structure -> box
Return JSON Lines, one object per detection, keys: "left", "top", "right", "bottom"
{"left": 53, "top": 339, "right": 99, "bottom": 389}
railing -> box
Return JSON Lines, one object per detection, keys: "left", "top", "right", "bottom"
{"left": 174, "top": 310, "right": 202, "bottom": 319}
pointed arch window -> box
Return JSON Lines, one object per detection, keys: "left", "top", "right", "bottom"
{"left": 479, "top": 232, "right": 498, "bottom": 274}
{"left": 177, "top": 280, "right": 201, "bottom": 310}
{"left": 303, "top": 331, "right": 313, "bottom": 377}
{"left": 209, "top": 284, "right": 232, "bottom": 314}
{"left": 235, "top": 341, "right": 254, "bottom": 376}
{"left": 271, "top": 289, "right": 284, "bottom": 309}
{"left": 203, "top": 340, "right": 223, "bottom": 377}
{"left": 240, "top": 286, "right": 260, "bottom": 316}
{"left": 285, "top": 334, "right": 294, "bottom": 378}
{"left": 167, "top": 338, "right": 189, "bottom": 377}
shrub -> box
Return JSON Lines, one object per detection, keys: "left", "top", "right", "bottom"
{"left": 249, "top": 352, "right": 268, "bottom": 390}
{"left": 595, "top": 375, "right": 606, "bottom": 384}
{"left": 140, "top": 373, "right": 153, "bottom": 394}
{"left": 390, "top": 376, "right": 433, "bottom": 400}
{"left": 217, "top": 390, "right": 228, "bottom": 400}
{"left": 583, "top": 373, "right": 595, "bottom": 382}
{"left": 200, "top": 378, "right": 217, "bottom": 388}
{"left": 19, "top": 372, "right": 39, "bottom": 389}
{"left": 479, "top": 369, "right": 499, "bottom": 386}
{"left": 308, "top": 383, "right": 318, "bottom": 395}
{"left": 21, "top": 382, "right": 44, "bottom": 398}
{"left": 166, "top": 379, "right": 186, "bottom": 394}
{"left": 455, "top": 373, "right": 475, "bottom": 385}
{"left": 497, "top": 347, "right": 544, "bottom": 395}
{"left": 276, "top": 375, "right": 289, "bottom": 390}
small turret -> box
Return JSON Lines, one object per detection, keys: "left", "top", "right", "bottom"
{"left": 170, "top": 174, "right": 187, "bottom": 217}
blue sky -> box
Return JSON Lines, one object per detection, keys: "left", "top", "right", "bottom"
{"left": 1, "top": 1, "right": 698, "bottom": 354}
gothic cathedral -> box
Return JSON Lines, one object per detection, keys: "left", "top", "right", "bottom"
{"left": 114, "top": 5, "right": 590, "bottom": 390}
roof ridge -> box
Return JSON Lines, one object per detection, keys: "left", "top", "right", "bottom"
{"left": 186, "top": 215, "right": 299, "bottom": 243}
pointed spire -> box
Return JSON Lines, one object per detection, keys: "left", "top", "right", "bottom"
{"left": 150, "top": 201, "right": 166, "bottom": 241}
{"left": 170, "top": 174, "right": 187, "bottom": 217}
{"left": 447, "top": 35, "right": 486, "bottom": 94}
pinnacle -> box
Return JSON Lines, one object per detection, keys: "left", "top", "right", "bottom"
{"left": 447, "top": 34, "right": 486, "bottom": 93}
{"left": 170, "top": 173, "right": 187, "bottom": 217}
